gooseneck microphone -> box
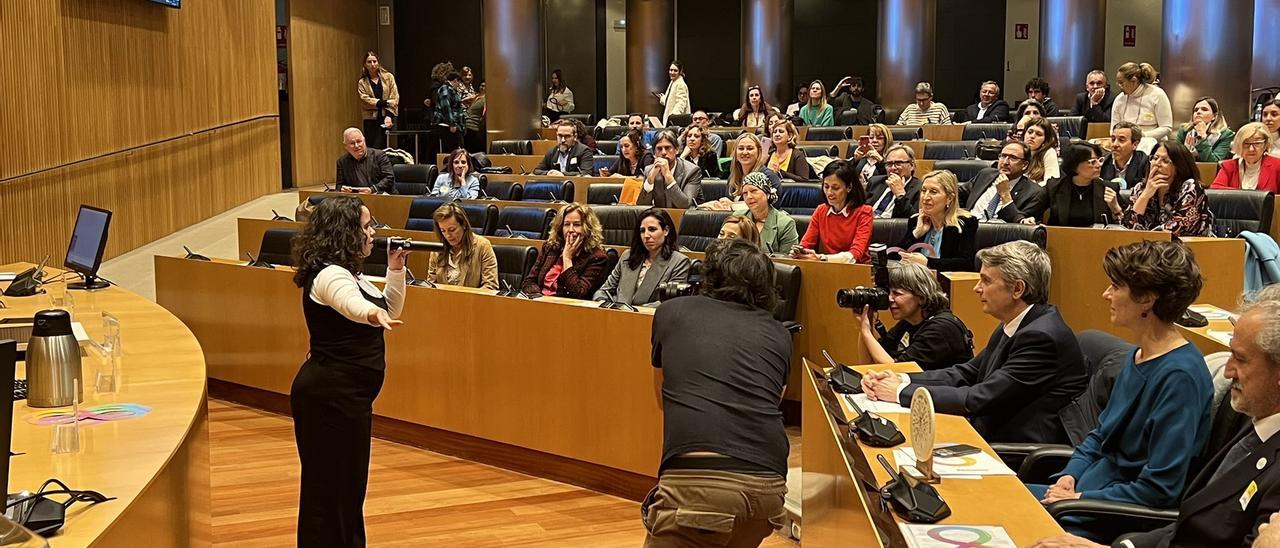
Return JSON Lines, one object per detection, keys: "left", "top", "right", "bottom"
{"left": 372, "top": 237, "right": 445, "bottom": 253}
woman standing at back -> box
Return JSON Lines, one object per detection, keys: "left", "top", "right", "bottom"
{"left": 357, "top": 52, "right": 399, "bottom": 150}
{"left": 1111, "top": 62, "right": 1173, "bottom": 145}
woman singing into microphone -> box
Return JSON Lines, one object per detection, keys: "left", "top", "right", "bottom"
{"left": 289, "top": 196, "right": 409, "bottom": 546}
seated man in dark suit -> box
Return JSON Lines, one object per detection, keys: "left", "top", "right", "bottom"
{"left": 865, "top": 144, "right": 923, "bottom": 219}
{"left": 964, "top": 81, "right": 1012, "bottom": 123}
{"left": 963, "top": 141, "right": 1048, "bottom": 223}
{"left": 1100, "top": 122, "right": 1150, "bottom": 191}
{"left": 534, "top": 123, "right": 595, "bottom": 176}
{"left": 639, "top": 130, "right": 703, "bottom": 209}
{"left": 335, "top": 127, "right": 395, "bottom": 194}
{"left": 862, "top": 241, "right": 1087, "bottom": 444}
{"left": 1074, "top": 69, "right": 1116, "bottom": 123}
{"left": 1031, "top": 298, "right": 1280, "bottom": 548}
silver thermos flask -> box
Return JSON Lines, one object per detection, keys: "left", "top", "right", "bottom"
{"left": 26, "top": 309, "right": 82, "bottom": 408}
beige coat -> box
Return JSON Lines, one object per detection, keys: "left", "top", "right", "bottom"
{"left": 357, "top": 69, "right": 400, "bottom": 118}
{"left": 427, "top": 235, "right": 498, "bottom": 290}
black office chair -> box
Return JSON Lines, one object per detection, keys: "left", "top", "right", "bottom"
{"left": 777, "top": 183, "right": 824, "bottom": 216}
{"left": 258, "top": 228, "right": 298, "bottom": 266}
{"left": 798, "top": 144, "right": 839, "bottom": 158}
{"left": 890, "top": 127, "right": 922, "bottom": 141}
{"left": 792, "top": 214, "right": 811, "bottom": 243}
{"left": 701, "top": 180, "right": 729, "bottom": 202}
{"left": 597, "top": 248, "right": 621, "bottom": 294}
{"left": 462, "top": 203, "right": 499, "bottom": 235}
{"left": 596, "top": 140, "right": 619, "bottom": 155}
{"left": 971, "top": 224, "right": 1048, "bottom": 270}
{"left": 1046, "top": 116, "right": 1086, "bottom": 141}
{"left": 592, "top": 205, "right": 645, "bottom": 246}
{"left": 307, "top": 195, "right": 332, "bottom": 207}
{"left": 804, "top": 126, "right": 851, "bottom": 141}
{"left": 773, "top": 262, "right": 803, "bottom": 333}
{"left": 561, "top": 113, "right": 594, "bottom": 126}
{"left": 677, "top": 211, "right": 732, "bottom": 252}
{"left": 587, "top": 183, "right": 624, "bottom": 205}
{"left": 1206, "top": 188, "right": 1274, "bottom": 236}
{"left": 493, "top": 206, "right": 557, "bottom": 239}
{"left": 923, "top": 141, "right": 978, "bottom": 160}
{"left": 709, "top": 128, "right": 746, "bottom": 143}
{"left": 962, "top": 123, "right": 1010, "bottom": 141}
{"left": 870, "top": 218, "right": 910, "bottom": 247}
{"left": 493, "top": 244, "right": 539, "bottom": 290}
{"left": 484, "top": 180, "right": 524, "bottom": 201}
{"left": 362, "top": 244, "right": 390, "bottom": 276}
{"left": 391, "top": 164, "right": 439, "bottom": 196}
{"left": 595, "top": 126, "right": 629, "bottom": 141}
{"left": 523, "top": 180, "right": 574, "bottom": 203}
{"left": 934, "top": 160, "right": 995, "bottom": 184}
{"left": 490, "top": 140, "right": 533, "bottom": 155}
{"left": 667, "top": 113, "right": 693, "bottom": 128}
{"left": 593, "top": 155, "right": 618, "bottom": 176}
{"left": 404, "top": 197, "right": 452, "bottom": 231}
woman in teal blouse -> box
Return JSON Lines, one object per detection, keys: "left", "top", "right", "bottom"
{"left": 1173, "top": 96, "right": 1234, "bottom": 163}
{"left": 798, "top": 80, "right": 834, "bottom": 127}
{"left": 1026, "top": 240, "right": 1212, "bottom": 541}
{"left": 735, "top": 171, "right": 798, "bottom": 254}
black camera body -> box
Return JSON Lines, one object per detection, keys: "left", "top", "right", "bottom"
{"left": 835, "top": 244, "right": 891, "bottom": 311}
{"left": 657, "top": 280, "right": 701, "bottom": 302}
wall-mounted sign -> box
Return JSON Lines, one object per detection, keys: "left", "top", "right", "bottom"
{"left": 1015, "top": 23, "right": 1029, "bottom": 40}
{"left": 1124, "top": 25, "right": 1136, "bottom": 47}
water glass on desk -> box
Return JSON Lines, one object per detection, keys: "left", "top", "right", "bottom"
{"left": 46, "top": 275, "right": 72, "bottom": 314}
{"left": 50, "top": 380, "right": 81, "bottom": 455}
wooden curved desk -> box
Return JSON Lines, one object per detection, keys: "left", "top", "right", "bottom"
{"left": 1, "top": 264, "right": 209, "bottom": 547}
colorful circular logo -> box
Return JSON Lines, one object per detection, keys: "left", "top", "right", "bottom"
{"left": 24, "top": 403, "right": 152, "bottom": 426}
{"left": 925, "top": 526, "right": 996, "bottom": 547}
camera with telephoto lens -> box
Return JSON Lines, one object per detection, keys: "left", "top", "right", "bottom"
{"left": 657, "top": 268, "right": 704, "bottom": 302}
{"left": 835, "top": 244, "right": 891, "bottom": 311}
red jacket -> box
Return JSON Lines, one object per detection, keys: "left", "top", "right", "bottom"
{"left": 1211, "top": 156, "right": 1280, "bottom": 193}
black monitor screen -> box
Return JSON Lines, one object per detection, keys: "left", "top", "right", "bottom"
{"left": 64, "top": 206, "right": 112, "bottom": 276}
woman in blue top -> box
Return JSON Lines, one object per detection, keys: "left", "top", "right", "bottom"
{"left": 1027, "top": 240, "right": 1212, "bottom": 541}
{"left": 431, "top": 149, "right": 480, "bottom": 199}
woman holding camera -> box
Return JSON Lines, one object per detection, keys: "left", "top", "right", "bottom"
{"left": 289, "top": 196, "right": 409, "bottom": 546}
{"left": 594, "top": 208, "right": 691, "bottom": 307}
{"left": 857, "top": 261, "right": 974, "bottom": 371}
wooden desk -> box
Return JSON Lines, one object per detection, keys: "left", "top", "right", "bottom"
{"left": 921, "top": 125, "right": 965, "bottom": 142}
{"left": 1086, "top": 123, "right": 1111, "bottom": 140}
{"left": 802, "top": 360, "right": 1064, "bottom": 547}
{"left": 1197, "top": 162, "right": 1220, "bottom": 187}
{"left": 1, "top": 264, "right": 210, "bottom": 547}
{"left": 1178, "top": 304, "right": 1234, "bottom": 355}
{"left": 154, "top": 257, "right": 662, "bottom": 500}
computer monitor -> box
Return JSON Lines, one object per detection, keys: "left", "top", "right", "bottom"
{"left": 64, "top": 205, "right": 112, "bottom": 290}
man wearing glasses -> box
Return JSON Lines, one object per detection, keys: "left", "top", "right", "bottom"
{"left": 864, "top": 144, "right": 923, "bottom": 219}
{"left": 687, "top": 111, "right": 724, "bottom": 156}
{"left": 962, "top": 141, "right": 1048, "bottom": 223}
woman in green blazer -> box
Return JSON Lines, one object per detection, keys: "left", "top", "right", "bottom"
{"left": 734, "top": 171, "right": 799, "bottom": 254}
{"left": 1173, "top": 96, "right": 1234, "bottom": 163}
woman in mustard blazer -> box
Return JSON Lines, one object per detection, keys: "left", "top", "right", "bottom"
{"left": 426, "top": 203, "right": 498, "bottom": 290}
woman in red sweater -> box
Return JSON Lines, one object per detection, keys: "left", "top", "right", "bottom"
{"left": 1211, "top": 122, "right": 1280, "bottom": 193}
{"left": 791, "top": 160, "right": 874, "bottom": 263}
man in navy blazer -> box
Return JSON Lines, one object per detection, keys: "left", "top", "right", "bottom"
{"left": 962, "top": 141, "right": 1048, "bottom": 224}
{"left": 1031, "top": 299, "right": 1280, "bottom": 548}
{"left": 862, "top": 240, "right": 1086, "bottom": 444}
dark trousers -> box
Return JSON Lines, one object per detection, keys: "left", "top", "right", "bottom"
{"left": 641, "top": 469, "right": 787, "bottom": 548}
{"left": 362, "top": 118, "right": 387, "bottom": 150}
{"left": 291, "top": 356, "right": 385, "bottom": 548}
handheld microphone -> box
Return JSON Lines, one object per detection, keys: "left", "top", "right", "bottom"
{"left": 372, "top": 237, "right": 445, "bottom": 253}
{"left": 271, "top": 209, "right": 293, "bottom": 222}
{"left": 504, "top": 225, "right": 529, "bottom": 239}
{"left": 183, "top": 246, "right": 211, "bottom": 261}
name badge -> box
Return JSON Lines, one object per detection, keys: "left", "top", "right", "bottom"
{"left": 570, "top": 158, "right": 579, "bottom": 165}
{"left": 1241, "top": 480, "right": 1259, "bottom": 510}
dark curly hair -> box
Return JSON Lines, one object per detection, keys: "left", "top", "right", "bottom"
{"left": 292, "top": 196, "right": 368, "bottom": 287}
{"left": 1102, "top": 240, "right": 1204, "bottom": 323}
{"left": 701, "top": 238, "right": 778, "bottom": 312}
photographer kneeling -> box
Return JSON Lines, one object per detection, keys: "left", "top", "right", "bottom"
{"left": 856, "top": 260, "right": 974, "bottom": 371}
{"left": 645, "top": 238, "right": 790, "bottom": 548}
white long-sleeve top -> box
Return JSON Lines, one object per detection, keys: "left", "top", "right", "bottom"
{"left": 1111, "top": 84, "right": 1173, "bottom": 143}
{"left": 309, "top": 264, "right": 406, "bottom": 325}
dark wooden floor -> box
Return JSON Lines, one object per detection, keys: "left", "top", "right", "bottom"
{"left": 210, "top": 399, "right": 799, "bottom": 547}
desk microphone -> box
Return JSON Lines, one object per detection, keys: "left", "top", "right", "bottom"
{"left": 847, "top": 396, "right": 905, "bottom": 447}
{"left": 503, "top": 225, "right": 529, "bottom": 239}
{"left": 245, "top": 252, "right": 275, "bottom": 269}
{"left": 477, "top": 187, "right": 498, "bottom": 201}
{"left": 822, "top": 350, "right": 863, "bottom": 394}
{"left": 370, "top": 216, "right": 391, "bottom": 229}
{"left": 405, "top": 267, "right": 436, "bottom": 288}
{"left": 323, "top": 182, "right": 336, "bottom": 192}
{"left": 519, "top": 164, "right": 530, "bottom": 175}
{"left": 612, "top": 194, "right": 621, "bottom": 205}
{"left": 548, "top": 190, "right": 567, "bottom": 204}
{"left": 270, "top": 209, "right": 293, "bottom": 222}
{"left": 183, "top": 246, "right": 211, "bottom": 261}
{"left": 372, "top": 237, "right": 445, "bottom": 253}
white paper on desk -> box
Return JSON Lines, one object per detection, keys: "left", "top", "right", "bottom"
{"left": 1207, "top": 330, "right": 1233, "bottom": 346}
{"left": 894, "top": 447, "right": 1015, "bottom": 477}
{"left": 71, "top": 322, "right": 89, "bottom": 343}
{"left": 1189, "top": 305, "right": 1232, "bottom": 320}
{"left": 899, "top": 523, "right": 1016, "bottom": 548}
{"left": 845, "top": 393, "right": 910, "bottom": 414}
{"left": 0, "top": 273, "right": 15, "bottom": 282}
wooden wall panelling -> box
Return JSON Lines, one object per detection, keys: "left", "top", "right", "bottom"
{"left": 288, "top": 0, "right": 379, "bottom": 187}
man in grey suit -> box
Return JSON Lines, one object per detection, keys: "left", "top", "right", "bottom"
{"left": 639, "top": 130, "right": 703, "bottom": 208}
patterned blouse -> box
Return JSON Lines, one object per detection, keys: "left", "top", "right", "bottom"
{"left": 1121, "top": 178, "right": 1215, "bottom": 236}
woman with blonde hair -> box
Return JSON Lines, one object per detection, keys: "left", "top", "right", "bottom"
{"left": 850, "top": 123, "right": 895, "bottom": 186}
{"left": 426, "top": 203, "right": 498, "bottom": 289}
{"left": 357, "top": 51, "right": 400, "bottom": 150}
{"left": 708, "top": 132, "right": 773, "bottom": 211}
{"left": 1211, "top": 122, "right": 1280, "bottom": 193}
{"left": 680, "top": 125, "right": 721, "bottom": 178}
{"left": 718, "top": 214, "right": 762, "bottom": 248}
{"left": 799, "top": 80, "right": 834, "bottom": 127}
{"left": 1024, "top": 117, "right": 1061, "bottom": 185}
{"left": 897, "top": 170, "right": 979, "bottom": 271}
{"left": 1111, "top": 62, "right": 1173, "bottom": 144}
{"left": 1174, "top": 97, "right": 1234, "bottom": 163}
{"left": 766, "top": 120, "right": 812, "bottom": 181}
{"left": 521, "top": 203, "right": 609, "bottom": 299}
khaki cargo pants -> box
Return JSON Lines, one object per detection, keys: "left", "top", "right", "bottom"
{"left": 641, "top": 469, "right": 787, "bottom": 548}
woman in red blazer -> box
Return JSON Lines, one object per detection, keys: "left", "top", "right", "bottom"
{"left": 1211, "top": 122, "right": 1280, "bottom": 193}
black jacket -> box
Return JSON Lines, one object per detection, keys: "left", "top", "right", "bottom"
{"left": 962, "top": 168, "right": 1048, "bottom": 223}
{"left": 1123, "top": 426, "right": 1280, "bottom": 548}
{"left": 880, "top": 311, "right": 975, "bottom": 371}
{"left": 964, "top": 100, "right": 1012, "bottom": 123}
{"left": 534, "top": 143, "right": 595, "bottom": 176}
{"left": 899, "top": 303, "right": 1087, "bottom": 444}
{"left": 1100, "top": 150, "right": 1151, "bottom": 192}
{"left": 1044, "top": 177, "right": 1128, "bottom": 227}
{"left": 1074, "top": 87, "right": 1115, "bottom": 123}
{"left": 830, "top": 94, "right": 879, "bottom": 125}
{"left": 865, "top": 175, "right": 923, "bottom": 219}
{"left": 897, "top": 214, "right": 979, "bottom": 272}
{"left": 851, "top": 156, "right": 888, "bottom": 186}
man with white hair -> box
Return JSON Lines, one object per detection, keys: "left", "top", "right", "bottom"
{"left": 335, "top": 127, "right": 394, "bottom": 194}
{"left": 1032, "top": 291, "right": 1280, "bottom": 548}
{"left": 861, "top": 240, "right": 1087, "bottom": 444}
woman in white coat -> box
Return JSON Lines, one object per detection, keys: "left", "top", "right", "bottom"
{"left": 656, "top": 61, "right": 690, "bottom": 126}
